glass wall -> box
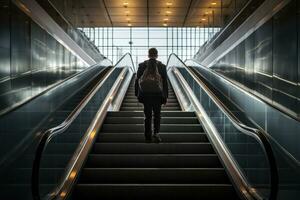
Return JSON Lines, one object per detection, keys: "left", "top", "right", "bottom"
{"left": 0, "top": 1, "right": 88, "bottom": 113}
{"left": 208, "top": 0, "right": 300, "bottom": 120}
{"left": 78, "top": 27, "right": 220, "bottom": 66}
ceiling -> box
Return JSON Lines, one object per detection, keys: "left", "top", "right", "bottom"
{"left": 50, "top": 0, "right": 249, "bottom": 27}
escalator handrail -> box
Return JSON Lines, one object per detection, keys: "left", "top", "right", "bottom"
{"left": 114, "top": 53, "right": 136, "bottom": 73}
{"left": 31, "top": 53, "right": 134, "bottom": 200}
{"left": 166, "top": 53, "right": 278, "bottom": 200}
{"left": 186, "top": 58, "right": 300, "bottom": 123}
{"left": 185, "top": 58, "right": 300, "bottom": 168}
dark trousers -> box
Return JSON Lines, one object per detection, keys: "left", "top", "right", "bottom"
{"left": 143, "top": 97, "right": 162, "bottom": 140}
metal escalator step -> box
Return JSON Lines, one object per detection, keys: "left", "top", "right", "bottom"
{"left": 122, "top": 99, "right": 178, "bottom": 103}
{"left": 100, "top": 124, "right": 203, "bottom": 133}
{"left": 86, "top": 154, "right": 221, "bottom": 168}
{"left": 121, "top": 102, "right": 179, "bottom": 107}
{"left": 103, "top": 117, "right": 199, "bottom": 124}
{"left": 120, "top": 107, "right": 181, "bottom": 111}
{"left": 97, "top": 133, "right": 208, "bottom": 143}
{"left": 92, "top": 143, "right": 214, "bottom": 154}
{"left": 79, "top": 168, "right": 229, "bottom": 184}
{"left": 73, "top": 184, "right": 238, "bottom": 199}
{"left": 106, "top": 111, "right": 195, "bottom": 117}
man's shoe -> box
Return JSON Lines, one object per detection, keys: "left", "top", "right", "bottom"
{"left": 153, "top": 133, "right": 162, "bottom": 143}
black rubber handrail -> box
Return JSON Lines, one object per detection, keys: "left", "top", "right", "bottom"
{"left": 167, "top": 53, "right": 278, "bottom": 200}
{"left": 31, "top": 53, "right": 134, "bottom": 200}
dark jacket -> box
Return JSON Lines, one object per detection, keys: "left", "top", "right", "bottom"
{"left": 135, "top": 59, "right": 168, "bottom": 104}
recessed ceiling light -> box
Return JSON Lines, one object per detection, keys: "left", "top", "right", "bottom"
{"left": 164, "top": 18, "right": 169, "bottom": 21}
{"left": 125, "top": 10, "right": 130, "bottom": 14}
{"left": 166, "top": 2, "right": 173, "bottom": 6}
{"left": 166, "top": 10, "right": 172, "bottom": 14}
{"left": 205, "top": 11, "right": 210, "bottom": 15}
{"left": 163, "top": 23, "right": 168, "bottom": 26}
{"left": 123, "top": 2, "right": 129, "bottom": 6}
{"left": 128, "top": 23, "right": 132, "bottom": 26}
{"left": 127, "top": 18, "right": 131, "bottom": 21}
{"left": 211, "top": 2, "right": 217, "bottom": 5}
{"left": 201, "top": 18, "right": 206, "bottom": 21}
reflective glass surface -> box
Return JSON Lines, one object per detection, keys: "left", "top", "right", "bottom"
{"left": 0, "top": 2, "right": 95, "bottom": 113}
{"left": 206, "top": 0, "right": 300, "bottom": 121}
{"left": 36, "top": 53, "right": 134, "bottom": 199}
{"left": 185, "top": 59, "right": 300, "bottom": 199}
{"left": 168, "top": 54, "right": 275, "bottom": 198}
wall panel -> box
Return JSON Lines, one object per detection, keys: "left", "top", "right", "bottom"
{"left": 0, "top": 0, "right": 10, "bottom": 81}
{"left": 209, "top": 0, "right": 300, "bottom": 119}
{"left": 0, "top": 3, "right": 88, "bottom": 112}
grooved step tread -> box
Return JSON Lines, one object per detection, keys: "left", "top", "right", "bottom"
{"left": 92, "top": 143, "right": 214, "bottom": 154}
{"left": 104, "top": 117, "right": 199, "bottom": 124}
{"left": 86, "top": 154, "right": 221, "bottom": 168}
{"left": 73, "top": 184, "right": 238, "bottom": 199}
{"left": 79, "top": 168, "right": 229, "bottom": 184}
{"left": 97, "top": 132, "right": 208, "bottom": 143}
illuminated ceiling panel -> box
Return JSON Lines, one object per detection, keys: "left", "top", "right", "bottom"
{"left": 50, "top": 0, "right": 249, "bottom": 27}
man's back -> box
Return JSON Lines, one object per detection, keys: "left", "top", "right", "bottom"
{"left": 135, "top": 59, "right": 168, "bottom": 101}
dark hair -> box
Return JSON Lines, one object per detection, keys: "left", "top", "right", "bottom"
{"left": 148, "top": 48, "right": 158, "bottom": 58}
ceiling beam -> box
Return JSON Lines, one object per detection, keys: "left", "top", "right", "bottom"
{"left": 183, "top": 0, "right": 194, "bottom": 27}
{"left": 147, "top": 0, "right": 149, "bottom": 27}
{"left": 102, "top": 0, "right": 113, "bottom": 26}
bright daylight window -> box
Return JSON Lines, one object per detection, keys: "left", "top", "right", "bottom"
{"left": 78, "top": 27, "right": 220, "bottom": 65}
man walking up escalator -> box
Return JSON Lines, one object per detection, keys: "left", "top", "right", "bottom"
{"left": 135, "top": 48, "right": 168, "bottom": 143}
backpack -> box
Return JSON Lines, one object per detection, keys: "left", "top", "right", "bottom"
{"left": 139, "top": 60, "right": 163, "bottom": 94}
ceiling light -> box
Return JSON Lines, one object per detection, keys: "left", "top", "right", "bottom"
{"left": 123, "top": 2, "right": 129, "bottom": 6}
{"left": 164, "top": 18, "right": 169, "bottom": 21}
{"left": 211, "top": 2, "right": 217, "bottom": 5}
{"left": 166, "top": 2, "right": 173, "bottom": 6}
{"left": 166, "top": 10, "right": 172, "bottom": 14}
{"left": 163, "top": 23, "right": 168, "bottom": 26}
{"left": 128, "top": 23, "right": 132, "bottom": 26}
{"left": 205, "top": 11, "right": 211, "bottom": 15}
{"left": 201, "top": 18, "right": 206, "bottom": 21}
{"left": 125, "top": 10, "right": 130, "bottom": 14}
{"left": 127, "top": 18, "right": 131, "bottom": 21}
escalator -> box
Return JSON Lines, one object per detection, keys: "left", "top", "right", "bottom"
{"left": 185, "top": 57, "right": 300, "bottom": 199}
{"left": 3, "top": 53, "right": 286, "bottom": 200}
{"left": 71, "top": 78, "right": 240, "bottom": 199}
{"left": 0, "top": 64, "right": 112, "bottom": 199}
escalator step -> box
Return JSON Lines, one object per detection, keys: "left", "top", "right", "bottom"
{"left": 97, "top": 133, "right": 208, "bottom": 143}
{"left": 100, "top": 124, "right": 203, "bottom": 133}
{"left": 106, "top": 111, "right": 196, "bottom": 117}
{"left": 86, "top": 154, "right": 221, "bottom": 168}
{"left": 79, "top": 168, "right": 229, "bottom": 184}
{"left": 104, "top": 117, "right": 199, "bottom": 124}
{"left": 120, "top": 107, "right": 181, "bottom": 111}
{"left": 92, "top": 143, "right": 214, "bottom": 154}
{"left": 73, "top": 184, "right": 238, "bottom": 200}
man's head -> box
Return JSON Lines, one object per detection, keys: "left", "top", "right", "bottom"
{"left": 148, "top": 48, "right": 158, "bottom": 59}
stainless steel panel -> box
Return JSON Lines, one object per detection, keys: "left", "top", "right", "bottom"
{"left": 0, "top": 0, "right": 10, "bottom": 81}
{"left": 245, "top": 34, "right": 255, "bottom": 89}
{"left": 209, "top": 0, "right": 300, "bottom": 118}
{"left": 254, "top": 19, "right": 273, "bottom": 100}
{"left": 11, "top": 4, "right": 31, "bottom": 76}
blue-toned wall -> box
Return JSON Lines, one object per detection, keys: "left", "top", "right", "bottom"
{"left": 209, "top": 0, "right": 300, "bottom": 120}
{"left": 0, "top": 0, "right": 88, "bottom": 113}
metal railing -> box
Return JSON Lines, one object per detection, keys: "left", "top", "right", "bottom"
{"left": 31, "top": 53, "right": 135, "bottom": 200}
{"left": 166, "top": 53, "right": 278, "bottom": 200}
